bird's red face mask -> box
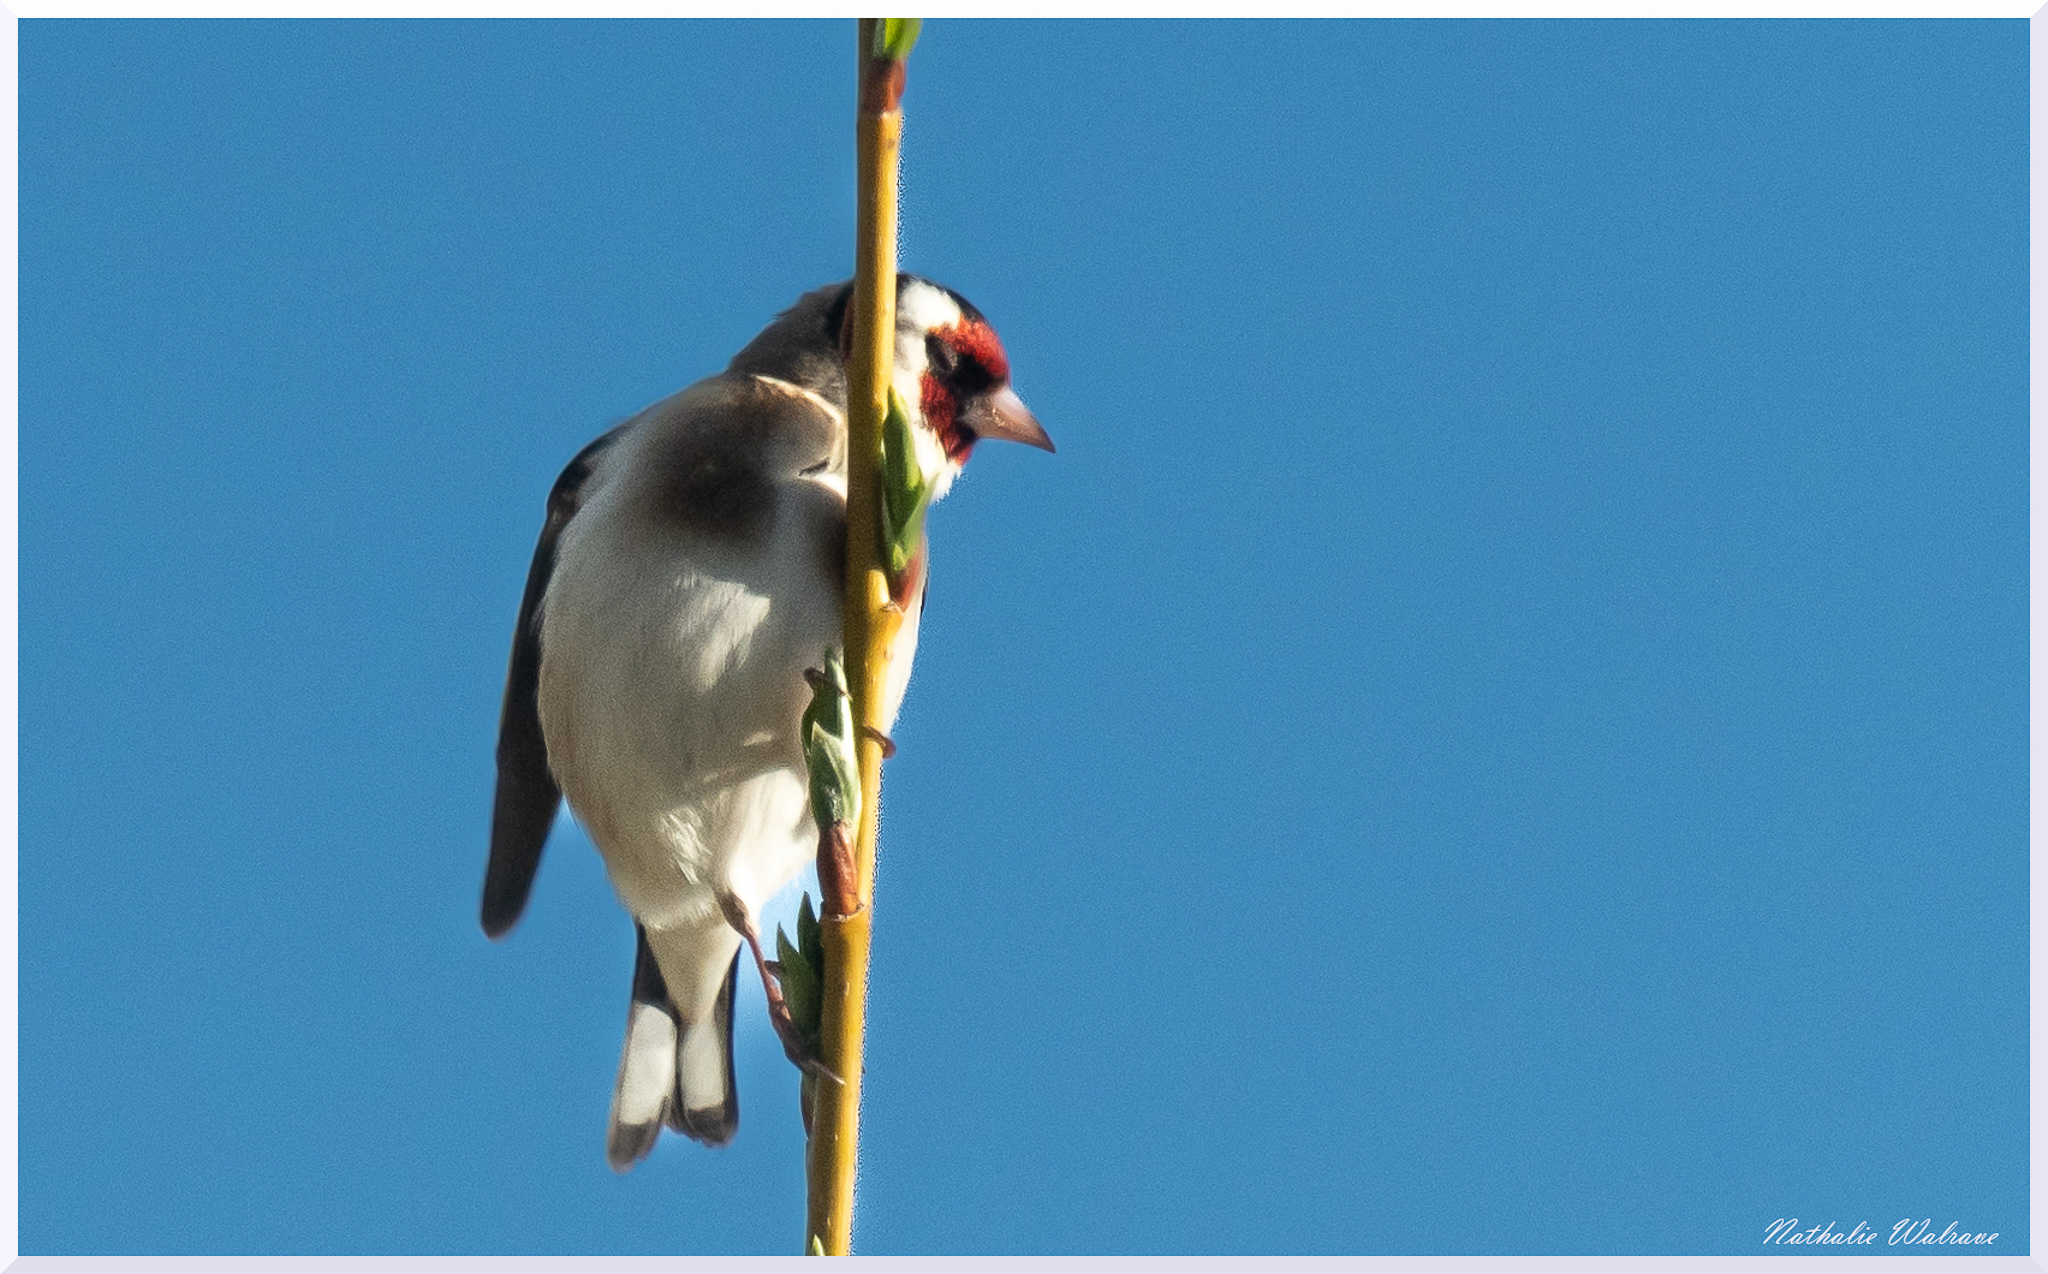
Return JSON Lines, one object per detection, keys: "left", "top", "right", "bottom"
{"left": 920, "top": 319, "right": 1053, "bottom": 462}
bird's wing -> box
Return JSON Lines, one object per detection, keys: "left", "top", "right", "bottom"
{"left": 482, "top": 425, "right": 627, "bottom": 938}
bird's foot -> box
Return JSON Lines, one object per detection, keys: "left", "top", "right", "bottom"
{"left": 765, "top": 994, "right": 842, "bottom": 1086}
{"left": 859, "top": 725, "right": 897, "bottom": 759}
{"left": 719, "top": 889, "right": 844, "bottom": 1086}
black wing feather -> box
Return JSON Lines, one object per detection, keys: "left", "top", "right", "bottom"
{"left": 481, "top": 426, "right": 626, "bottom": 938}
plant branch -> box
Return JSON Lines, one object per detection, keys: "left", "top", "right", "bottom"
{"left": 805, "top": 16, "right": 916, "bottom": 1257}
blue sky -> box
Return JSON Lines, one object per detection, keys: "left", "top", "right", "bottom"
{"left": 19, "top": 19, "right": 2026, "bottom": 1256}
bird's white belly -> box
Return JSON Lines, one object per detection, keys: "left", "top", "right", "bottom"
{"left": 537, "top": 515, "right": 844, "bottom": 928}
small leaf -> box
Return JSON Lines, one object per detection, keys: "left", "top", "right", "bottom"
{"left": 874, "top": 18, "right": 921, "bottom": 62}
{"left": 797, "top": 892, "right": 823, "bottom": 971}
{"left": 879, "top": 387, "right": 922, "bottom": 524}
{"left": 775, "top": 925, "right": 821, "bottom": 1039}
{"left": 887, "top": 507, "right": 928, "bottom": 580}
{"left": 877, "top": 385, "right": 930, "bottom": 581}
{"left": 808, "top": 1234, "right": 826, "bottom": 1257}
{"left": 801, "top": 650, "right": 861, "bottom": 831}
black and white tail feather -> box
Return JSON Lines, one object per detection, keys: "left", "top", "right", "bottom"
{"left": 608, "top": 927, "right": 740, "bottom": 1169}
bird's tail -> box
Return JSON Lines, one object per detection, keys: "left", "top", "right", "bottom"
{"left": 607, "top": 927, "right": 740, "bottom": 1170}
{"left": 669, "top": 946, "right": 740, "bottom": 1147}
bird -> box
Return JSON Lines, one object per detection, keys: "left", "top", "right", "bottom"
{"left": 482, "top": 275, "right": 1052, "bottom": 1171}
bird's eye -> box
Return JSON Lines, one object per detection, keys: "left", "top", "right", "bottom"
{"left": 925, "top": 333, "right": 959, "bottom": 378}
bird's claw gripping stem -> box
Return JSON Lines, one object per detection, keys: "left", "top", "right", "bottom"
{"left": 773, "top": 1010, "right": 844, "bottom": 1087}
{"left": 719, "top": 890, "right": 843, "bottom": 1086}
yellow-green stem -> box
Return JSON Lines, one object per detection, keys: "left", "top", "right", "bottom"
{"left": 807, "top": 17, "right": 905, "bottom": 1256}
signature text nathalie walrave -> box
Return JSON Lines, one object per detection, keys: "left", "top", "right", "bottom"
{"left": 1764, "top": 1218, "right": 1998, "bottom": 1247}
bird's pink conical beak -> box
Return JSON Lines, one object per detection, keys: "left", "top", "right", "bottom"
{"left": 974, "top": 385, "right": 1055, "bottom": 453}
